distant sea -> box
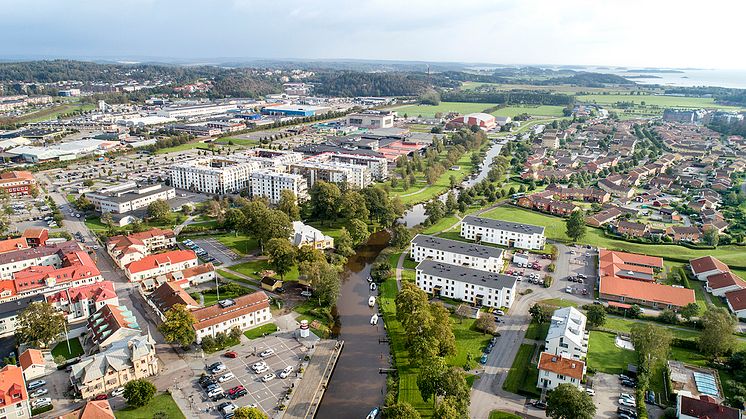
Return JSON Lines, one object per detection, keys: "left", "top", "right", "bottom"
{"left": 586, "top": 67, "right": 746, "bottom": 89}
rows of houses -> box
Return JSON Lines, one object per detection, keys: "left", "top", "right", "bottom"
{"left": 690, "top": 256, "right": 746, "bottom": 319}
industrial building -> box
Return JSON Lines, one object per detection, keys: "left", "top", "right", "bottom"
{"left": 156, "top": 103, "right": 237, "bottom": 119}
{"left": 346, "top": 110, "right": 395, "bottom": 129}
{"left": 261, "top": 104, "right": 330, "bottom": 117}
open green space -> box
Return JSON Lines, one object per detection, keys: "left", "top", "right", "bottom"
{"left": 576, "top": 93, "right": 744, "bottom": 110}
{"left": 213, "top": 233, "right": 259, "bottom": 255}
{"left": 154, "top": 141, "right": 206, "bottom": 154}
{"left": 587, "top": 331, "right": 636, "bottom": 374}
{"left": 447, "top": 317, "right": 493, "bottom": 369}
{"left": 459, "top": 81, "right": 636, "bottom": 94}
{"left": 51, "top": 338, "right": 84, "bottom": 360}
{"left": 12, "top": 102, "right": 96, "bottom": 124}
{"left": 392, "top": 102, "right": 498, "bottom": 118}
{"left": 114, "top": 393, "right": 186, "bottom": 419}
{"left": 489, "top": 411, "right": 522, "bottom": 419}
{"left": 293, "top": 300, "right": 333, "bottom": 339}
{"left": 502, "top": 344, "right": 540, "bottom": 397}
{"left": 85, "top": 214, "right": 187, "bottom": 235}
{"left": 215, "top": 137, "right": 260, "bottom": 146}
{"left": 217, "top": 269, "right": 260, "bottom": 287}
{"left": 489, "top": 105, "right": 567, "bottom": 118}
{"left": 231, "top": 258, "right": 300, "bottom": 281}
{"left": 243, "top": 322, "right": 278, "bottom": 339}
{"left": 190, "top": 283, "right": 252, "bottom": 307}
{"left": 525, "top": 320, "right": 549, "bottom": 341}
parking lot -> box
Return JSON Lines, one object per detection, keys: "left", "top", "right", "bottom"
{"left": 561, "top": 245, "right": 597, "bottom": 296}
{"left": 191, "top": 238, "right": 241, "bottom": 265}
{"left": 184, "top": 333, "right": 312, "bottom": 417}
{"left": 504, "top": 250, "right": 554, "bottom": 286}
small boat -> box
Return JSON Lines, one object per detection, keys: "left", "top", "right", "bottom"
{"left": 370, "top": 283, "right": 377, "bottom": 291}
{"left": 370, "top": 313, "right": 379, "bottom": 325}
{"left": 366, "top": 407, "right": 380, "bottom": 419}
{"left": 367, "top": 276, "right": 373, "bottom": 283}
{"left": 368, "top": 296, "right": 376, "bottom": 307}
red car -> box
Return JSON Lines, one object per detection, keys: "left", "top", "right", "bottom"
{"left": 228, "top": 385, "right": 246, "bottom": 396}
{"left": 224, "top": 351, "right": 238, "bottom": 358}
{"left": 94, "top": 394, "right": 108, "bottom": 400}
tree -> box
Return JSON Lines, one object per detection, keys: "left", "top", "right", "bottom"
{"left": 390, "top": 223, "right": 411, "bottom": 249}
{"left": 123, "top": 379, "right": 157, "bottom": 408}
{"left": 565, "top": 210, "right": 586, "bottom": 242}
{"left": 630, "top": 323, "right": 672, "bottom": 374}
{"left": 703, "top": 226, "right": 720, "bottom": 247}
{"left": 348, "top": 218, "right": 370, "bottom": 246}
{"left": 297, "top": 245, "right": 326, "bottom": 265}
{"left": 546, "top": 383, "right": 596, "bottom": 419}
{"left": 159, "top": 304, "right": 196, "bottom": 348}
{"left": 680, "top": 302, "right": 700, "bottom": 321}
{"left": 659, "top": 309, "right": 679, "bottom": 324}
{"left": 445, "top": 191, "right": 457, "bottom": 214}
{"left": 233, "top": 407, "right": 268, "bottom": 419}
{"left": 278, "top": 190, "right": 300, "bottom": 221}
{"left": 699, "top": 307, "right": 737, "bottom": 358}
{"left": 256, "top": 209, "right": 292, "bottom": 251}
{"left": 223, "top": 208, "right": 246, "bottom": 231}
{"left": 335, "top": 227, "right": 356, "bottom": 257}
{"left": 384, "top": 401, "right": 421, "bottom": 419}
{"left": 15, "top": 302, "right": 65, "bottom": 347}
{"left": 475, "top": 314, "right": 497, "bottom": 334}
{"left": 301, "top": 260, "right": 340, "bottom": 307}
{"left": 265, "top": 238, "right": 296, "bottom": 279}
{"left": 529, "top": 303, "right": 550, "bottom": 324}
{"left": 147, "top": 199, "right": 170, "bottom": 221}
{"left": 340, "top": 190, "right": 370, "bottom": 222}
{"left": 424, "top": 198, "right": 445, "bottom": 224}
{"left": 101, "top": 211, "right": 114, "bottom": 227}
{"left": 585, "top": 304, "right": 606, "bottom": 328}
{"left": 309, "top": 181, "right": 341, "bottom": 224}
{"left": 454, "top": 305, "right": 471, "bottom": 323}
{"left": 75, "top": 195, "right": 93, "bottom": 211}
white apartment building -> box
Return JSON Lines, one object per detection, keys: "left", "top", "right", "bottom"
{"left": 192, "top": 292, "right": 273, "bottom": 343}
{"left": 537, "top": 352, "right": 586, "bottom": 391}
{"left": 415, "top": 260, "right": 516, "bottom": 309}
{"left": 124, "top": 250, "right": 199, "bottom": 282}
{"left": 87, "top": 183, "right": 176, "bottom": 214}
{"left": 289, "top": 160, "right": 372, "bottom": 189}
{"left": 346, "top": 111, "right": 395, "bottom": 129}
{"left": 250, "top": 170, "right": 308, "bottom": 204}
{"left": 544, "top": 307, "right": 589, "bottom": 359}
{"left": 323, "top": 152, "right": 389, "bottom": 180}
{"left": 169, "top": 158, "right": 259, "bottom": 194}
{"left": 410, "top": 234, "right": 504, "bottom": 272}
{"left": 461, "top": 216, "right": 546, "bottom": 250}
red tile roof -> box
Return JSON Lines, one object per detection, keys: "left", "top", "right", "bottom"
{"left": 45, "top": 281, "right": 117, "bottom": 305}
{"left": 80, "top": 400, "right": 116, "bottom": 419}
{"left": 600, "top": 276, "right": 695, "bottom": 308}
{"left": 706, "top": 271, "right": 746, "bottom": 291}
{"left": 679, "top": 395, "right": 741, "bottom": 419}
{"left": 0, "top": 365, "right": 28, "bottom": 407}
{"left": 725, "top": 288, "right": 746, "bottom": 312}
{"left": 192, "top": 291, "right": 270, "bottom": 331}
{"left": 537, "top": 352, "right": 585, "bottom": 380}
{"left": 22, "top": 228, "right": 47, "bottom": 240}
{"left": 690, "top": 256, "right": 729, "bottom": 275}
{"left": 0, "top": 238, "right": 28, "bottom": 254}
{"left": 600, "top": 249, "right": 663, "bottom": 269}
{"left": 18, "top": 348, "right": 44, "bottom": 370}
{"left": 125, "top": 250, "right": 196, "bottom": 274}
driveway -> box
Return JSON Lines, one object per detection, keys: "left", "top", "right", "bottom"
{"left": 589, "top": 372, "right": 623, "bottom": 418}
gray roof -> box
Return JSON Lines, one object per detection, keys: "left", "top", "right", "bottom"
{"left": 71, "top": 333, "right": 155, "bottom": 384}
{"left": 416, "top": 260, "right": 516, "bottom": 290}
{"left": 87, "top": 184, "right": 173, "bottom": 204}
{"left": 0, "top": 294, "right": 45, "bottom": 317}
{"left": 462, "top": 215, "right": 545, "bottom": 235}
{"left": 0, "top": 241, "right": 79, "bottom": 266}
{"left": 411, "top": 234, "right": 503, "bottom": 259}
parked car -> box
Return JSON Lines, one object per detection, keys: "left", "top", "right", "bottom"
{"left": 211, "top": 364, "right": 227, "bottom": 374}
{"left": 261, "top": 373, "right": 276, "bottom": 382}
{"left": 280, "top": 366, "right": 294, "bottom": 379}
{"left": 208, "top": 362, "right": 223, "bottom": 371}
{"left": 218, "top": 372, "right": 236, "bottom": 383}
{"left": 585, "top": 388, "right": 595, "bottom": 396}
{"left": 300, "top": 290, "right": 312, "bottom": 297}
{"left": 479, "top": 354, "right": 488, "bottom": 364}
{"left": 27, "top": 380, "right": 46, "bottom": 390}
{"left": 224, "top": 351, "right": 238, "bottom": 358}
{"left": 532, "top": 400, "right": 547, "bottom": 410}
{"left": 32, "top": 397, "right": 52, "bottom": 407}
{"left": 94, "top": 394, "right": 108, "bottom": 400}
{"left": 619, "top": 398, "right": 636, "bottom": 408}
{"left": 259, "top": 349, "right": 275, "bottom": 357}
{"left": 111, "top": 387, "right": 125, "bottom": 397}
{"left": 29, "top": 388, "right": 48, "bottom": 398}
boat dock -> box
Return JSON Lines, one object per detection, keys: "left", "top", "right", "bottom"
{"left": 283, "top": 340, "right": 344, "bottom": 419}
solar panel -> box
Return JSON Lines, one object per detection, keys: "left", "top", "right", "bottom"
{"left": 693, "top": 372, "right": 720, "bottom": 397}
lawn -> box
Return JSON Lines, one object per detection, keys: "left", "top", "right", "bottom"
{"left": 502, "top": 343, "right": 540, "bottom": 397}
{"left": 13, "top": 102, "right": 96, "bottom": 124}
{"left": 446, "top": 317, "right": 493, "bottom": 369}
{"left": 489, "top": 411, "right": 522, "bottom": 419}
{"left": 86, "top": 214, "right": 187, "bottom": 234}
{"left": 215, "top": 137, "right": 260, "bottom": 146}
{"left": 51, "top": 338, "right": 84, "bottom": 360}
{"left": 217, "top": 269, "right": 260, "bottom": 286}
{"left": 391, "top": 102, "right": 498, "bottom": 118}
{"left": 576, "top": 93, "right": 744, "bottom": 110}
{"left": 525, "top": 320, "right": 549, "bottom": 341}
{"left": 114, "top": 393, "right": 185, "bottom": 419}
{"left": 190, "top": 283, "right": 252, "bottom": 307}
{"left": 231, "top": 258, "right": 300, "bottom": 281}
{"left": 154, "top": 141, "right": 206, "bottom": 154}
{"left": 243, "top": 322, "right": 278, "bottom": 339}
{"left": 586, "top": 331, "right": 636, "bottom": 374}
{"left": 213, "top": 233, "right": 259, "bottom": 255}
{"left": 489, "top": 105, "right": 567, "bottom": 118}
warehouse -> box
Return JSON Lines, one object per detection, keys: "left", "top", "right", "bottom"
{"left": 261, "top": 104, "right": 330, "bottom": 117}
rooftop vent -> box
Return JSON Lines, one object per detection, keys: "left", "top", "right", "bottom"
{"left": 218, "top": 299, "right": 236, "bottom": 308}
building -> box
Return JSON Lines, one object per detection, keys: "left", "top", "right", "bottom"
{"left": 410, "top": 234, "right": 504, "bottom": 273}
{"left": 191, "top": 292, "right": 272, "bottom": 343}
{"left": 0, "top": 365, "right": 31, "bottom": 419}
{"left": 541, "top": 131, "right": 560, "bottom": 149}
{"left": 690, "top": 256, "right": 729, "bottom": 281}
{"left": 107, "top": 229, "right": 176, "bottom": 269}
{"left": 147, "top": 281, "right": 199, "bottom": 321}
{"left": 415, "top": 260, "right": 516, "bottom": 309}
{"left": 599, "top": 249, "right": 695, "bottom": 309}
{"left": 0, "top": 171, "right": 36, "bottom": 196}
{"left": 544, "top": 307, "right": 588, "bottom": 360}
{"left": 346, "top": 111, "right": 395, "bottom": 129}
{"left": 725, "top": 288, "right": 746, "bottom": 319}
{"left": 0, "top": 295, "right": 45, "bottom": 338}
{"left": 70, "top": 333, "right": 158, "bottom": 399}
{"left": 676, "top": 394, "right": 741, "bottom": 419}
{"left": 86, "top": 304, "right": 141, "bottom": 351}
{"left": 261, "top": 104, "right": 330, "bottom": 117}
{"left": 249, "top": 170, "right": 308, "bottom": 204}
{"left": 461, "top": 216, "right": 546, "bottom": 250}
{"left": 21, "top": 228, "right": 48, "bottom": 248}
{"left": 45, "top": 281, "right": 119, "bottom": 323}
{"left": 87, "top": 183, "right": 176, "bottom": 214}
{"left": 0, "top": 237, "right": 28, "bottom": 254}
{"left": 446, "top": 113, "right": 497, "bottom": 131}
{"left": 156, "top": 103, "right": 237, "bottom": 119}
{"left": 705, "top": 271, "right": 746, "bottom": 297}
{"left": 18, "top": 349, "right": 46, "bottom": 382}
{"left": 169, "top": 158, "right": 259, "bottom": 194}
{"left": 289, "top": 159, "right": 372, "bottom": 189}
{"left": 320, "top": 152, "right": 389, "bottom": 181}
{"left": 537, "top": 353, "right": 586, "bottom": 391}
{"left": 290, "top": 221, "right": 334, "bottom": 250}
{"left": 58, "top": 400, "right": 116, "bottom": 419}
{"left": 124, "top": 250, "right": 198, "bottom": 282}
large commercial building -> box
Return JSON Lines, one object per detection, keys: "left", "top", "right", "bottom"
{"left": 249, "top": 170, "right": 308, "bottom": 204}
{"left": 544, "top": 307, "right": 588, "bottom": 360}
{"left": 170, "top": 158, "right": 259, "bottom": 194}
{"left": 261, "top": 104, "right": 330, "bottom": 117}
{"left": 346, "top": 110, "right": 395, "bottom": 129}
{"left": 410, "top": 234, "right": 504, "bottom": 273}
{"left": 156, "top": 103, "right": 237, "bottom": 119}
{"left": 87, "top": 183, "right": 176, "bottom": 214}
{"left": 460, "top": 216, "right": 546, "bottom": 250}
{"left": 0, "top": 171, "right": 36, "bottom": 196}
{"left": 415, "top": 260, "right": 516, "bottom": 309}
{"left": 446, "top": 113, "right": 497, "bottom": 130}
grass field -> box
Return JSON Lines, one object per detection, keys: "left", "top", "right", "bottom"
{"left": 502, "top": 343, "right": 540, "bottom": 397}
{"left": 525, "top": 320, "right": 549, "bottom": 341}
{"left": 587, "top": 331, "right": 636, "bottom": 374}
{"left": 230, "top": 258, "right": 300, "bottom": 281}
{"left": 217, "top": 269, "right": 260, "bottom": 286}
{"left": 115, "top": 393, "right": 185, "bottom": 419}
{"left": 190, "top": 284, "right": 252, "bottom": 307}
{"left": 576, "top": 93, "right": 744, "bottom": 110}
{"left": 447, "top": 317, "right": 493, "bottom": 369}
{"left": 392, "top": 102, "right": 497, "bottom": 118}
{"left": 213, "top": 233, "right": 259, "bottom": 255}
{"left": 51, "top": 338, "right": 84, "bottom": 360}
{"left": 460, "top": 81, "right": 637, "bottom": 94}
{"left": 489, "top": 411, "right": 522, "bottom": 419}
{"left": 489, "top": 105, "right": 567, "bottom": 118}
{"left": 10, "top": 102, "right": 96, "bottom": 124}
{"left": 243, "top": 322, "right": 278, "bottom": 339}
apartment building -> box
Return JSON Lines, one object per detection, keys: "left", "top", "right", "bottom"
{"left": 86, "top": 304, "right": 141, "bottom": 352}
{"left": 45, "top": 281, "right": 119, "bottom": 323}
{"left": 0, "top": 365, "right": 31, "bottom": 419}
{"left": 289, "top": 160, "right": 373, "bottom": 189}
{"left": 460, "top": 216, "right": 546, "bottom": 251}
{"left": 537, "top": 353, "right": 586, "bottom": 391}
{"left": 0, "top": 295, "right": 45, "bottom": 338}
{"left": 192, "top": 292, "right": 272, "bottom": 343}
{"left": 0, "top": 171, "right": 36, "bottom": 196}
{"left": 124, "top": 250, "right": 198, "bottom": 282}
{"left": 169, "top": 158, "right": 259, "bottom": 194}
{"left": 415, "top": 260, "right": 516, "bottom": 309}
{"left": 544, "top": 307, "right": 589, "bottom": 359}
{"left": 87, "top": 183, "right": 176, "bottom": 214}
{"left": 410, "top": 234, "right": 504, "bottom": 273}
{"left": 322, "top": 152, "right": 389, "bottom": 180}
{"left": 107, "top": 228, "right": 176, "bottom": 269}
{"left": 249, "top": 170, "right": 308, "bottom": 204}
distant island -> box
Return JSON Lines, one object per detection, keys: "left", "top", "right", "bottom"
{"left": 625, "top": 75, "right": 663, "bottom": 79}
{"left": 625, "top": 69, "right": 685, "bottom": 73}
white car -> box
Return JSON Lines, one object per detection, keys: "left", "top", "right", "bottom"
{"left": 259, "top": 349, "right": 275, "bottom": 357}
{"left": 207, "top": 388, "right": 224, "bottom": 398}
{"left": 261, "top": 373, "right": 276, "bottom": 382}
{"left": 251, "top": 361, "right": 267, "bottom": 370}
{"left": 218, "top": 372, "right": 235, "bottom": 383}
{"left": 211, "top": 364, "right": 227, "bottom": 374}
{"left": 254, "top": 364, "right": 269, "bottom": 374}
{"left": 585, "top": 388, "right": 595, "bottom": 396}
{"left": 27, "top": 380, "right": 46, "bottom": 390}
{"left": 30, "top": 388, "right": 48, "bottom": 398}
{"left": 32, "top": 397, "right": 51, "bottom": 407}
{"left": 111, "top": 387, "right": 125, "bottom": 397}
{"left": 279, "top": 366, "right": 294, "bottom": 379}
{"left": 619, "top": 398, "right": 636, "bottom": 408}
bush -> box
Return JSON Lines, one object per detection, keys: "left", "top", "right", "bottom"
{"left": 543, "top": 275, "right": 553, "bottom": 288}
{"left": 547, "top": 263, "right": 556, "bottom": 272}
{"left": 31, "top": 404, "right": 54, "bottom": 416}
{"left": 671, "top": 338, "right": 698, "bottom": 350}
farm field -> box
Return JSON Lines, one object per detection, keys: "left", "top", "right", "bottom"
{"left": 577, "top": 93, "right": 745, "bottom": 110}
{"left": 489, "top": 105, "right": 567, "bottom": 118}
{"left": 392, "top": 102, "right": 497, "bottom": 118}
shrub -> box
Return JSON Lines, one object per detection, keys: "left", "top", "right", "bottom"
{"left": 547, "top": 263, "right": 556, "bottom": 272}
{"left": 543, "top": 275, "right": 553, "bottom": 288}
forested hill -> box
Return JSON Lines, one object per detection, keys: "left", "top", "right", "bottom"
{"left": 309, "top": 71, "right": 458, "bottom": 97}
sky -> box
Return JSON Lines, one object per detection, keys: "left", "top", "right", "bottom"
{"left": 1, "top": 0, "right": 744, "bottom": 69}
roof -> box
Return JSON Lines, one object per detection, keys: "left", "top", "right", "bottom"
{"left": 0, "top": 170, "right": 34, "bottom": 183}
{"left": 179, "top": 263, "right": 214, "bottom": 279}
{"left": 411, "top": 234, "right": 504, "bottom": 260}
{"left": 679, "top": 395, "right": 741, "bottom": 419}
{"left": 690, "top": 256, "right": 729, "bottom": 275}
{"left": 600, "top": 276, "right": 695, "bottom": 308}
{"left": 0, "top": 294, "right": 45, "bottom": 317}
{"left": 725, "top": 288, "right": 746, "bottom": 311}
{"left": 75, "top": 400, "right": 116, "bottom": 419}
{"left": 125, "top": 250, "right": 196, "bottom": 274}
{"left": 706, "top": 271, "right": 746, "bottom": 291}
{"left": 0, "top": 237, "right": 28, "bottom": 254}
{"left": 191, "top": 291, "right": 270, "bottom": 330}
{"left": 0, "top": 365, "right": 28, "bottom": 406}
{"left": 19, "top": 348, "right": 44, "bottom": 370}
{"left": 537, "top": 352, "right": 585, "bottom": 380}
{"left": 150, "top": 281, "right": 198, "bottom": 314}
{"left": 87, "top": 304, "right": 140, "bottom": 345}
{"left": 45, "top": 281, "right": 117, "bottom": 306}
{"left": 546, "top": 307, "right": 587, "bottom": 348}
{"left": 462, "top": 215, "right": 545, "bottom": 235}
{"left": 600, "top": 248, "right": 664, "bottom": 269}
{"left": 416, "top": 260, "right": 517, "bottom": 290}
{"left": 22, "top": 227, "right": 47, "bottom": 239}
{"left": 71, "top": 334, "right": 154, "bottom": 385}
{"left": 0, "top": 241, "right": 79, "bottom": 266}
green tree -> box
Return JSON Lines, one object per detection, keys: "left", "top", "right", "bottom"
{"left": 699, "top": 307, "right": 737, "bottom": 358}
{"left": 265, "top": 238, "right": 297, "bottom": 279}
{"left": 529, "top": 303, "right": 550, "bottom": 324}
{"left": 348, "top": 218, "right": 370, "bottom": 246}
{"left": 424, "top": 198, "right": 445, "bottom": 224}
{"left": 310, "top": 181, "right": 341, "bottom": 224}
{"left": 278, "top": 190, "right": 300, "bottom": 221}
{"left": 159, "top": 304, "right": 196, "bottom": 348}
{"left": 340, "top": 190, "right": 370, "bottom": 222}
{"left": 433, "top": 399, "right": 460, "bottom": 419}
{"left": 123, "top": 379, "right": 157, "bottom": 408}
{"left": 390, "top": 223, "right": 411, "bottom": 249}
{"left": 680, "top": 302, "right": 700, "bottom": 321}
{"left": 14, "top": 301, "right": 65, "bottom": 347}
{"left": 223, "top": 208, "right": 246, "bottom": 231}
{"left": 384, "top": 401, "right": 421, "bottom": 419}
{"left": 475, "top": 314, "right": 497, "bottom": 334}
{"left": 335, "top": 227, "right": 356, "bottom": 257}
{"left": 147, "top": 199, "right": 171, "bottom": 221}
{"left": 75, "top": 195, "right": 93, "bottom": 211}
{"left": 565, "top": 210, "right": 586, "bottom": 242}
{"left": 101, "top": 211, "right": 114, "bottom": 227}
{"left": 297, "top": 245, "right": 326, "bottom": 265}
{"left": 546, "top": 383, "right": 596, "bottom": 419}
{"left": 445, "top": 191, "right": 457, "bottom": 214}
{"left": 630, "top": 323, "right": 672, "bottom": 374}
{"left": 301, "top": 260, "right": 340, "bottom": 307}
{"left": 585, "top": 304, "right": 606, "bottom": 328}
{"left": 703, "top": 226, "right": 720, "bottom": 247}
{"left": 233, "top": 407, "right": 268, "bottom": 419}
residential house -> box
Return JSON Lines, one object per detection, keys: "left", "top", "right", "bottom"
{"left": 676, "top": 394, "right": 741, "bottom": 419}
{"left": 21, "top": 228, "right": 48, "bottom": 248}
{"left": 124, "top": 250, "right": 198, "bottom": 282}
{"left": 615, "top": 221, "right": 650, "bottom": 238}
{"left": 18, "top": 349, "right": 46, "bottom": 381}
{"left": 0, "top": 365, "right": 31, "bottom": 419}
{"left": 585, "top": 207, "right": 622, "bottom": 227}
{"left": 45, "top": 281, "right": 119, "bottom": 323}
{"left": 705, "top": 271, "right": 746, "bottom": 297}
{"left": 86, "top": 304, "right": 141, "bottom": 352}
{"left": 544, "top": 307, "right": 588, "bottom": 359}
{"left": 289, "top": 221, "right": 334, "bottom": 250}
{"left": 192, "top": 291, "right": 272, "bottom": 344}
{"left": 537, "top": 353, "right": 586, "bottom": 391}
{"left": 690, "top": 256, "right": 729, "bottom": 281}
{"left": 57, "top": 400, "right": 116, "bottom": 419}
{"left": 147, "top": 281, "right": 199, "bottom": 321}
{"left": 725, "top": 288, "right": 746, "bottom": 319}
{"left": 106, "top": 229, "right": 176, "bottom": 269}
{"left": 666, "top": 226, "right": 702, "bottom": 243}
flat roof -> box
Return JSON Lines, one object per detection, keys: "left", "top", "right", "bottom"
{"left": 462, "top": 215, "right": 545, "bottom": 235}
{"left": 411, "top": 234, "right": 503, "bottom": 260}
{"left": 88, "top": 184, "right": 173, "bottom": 204}
{"left": 416, "top": 260, "right": 516, "bottom": 290}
